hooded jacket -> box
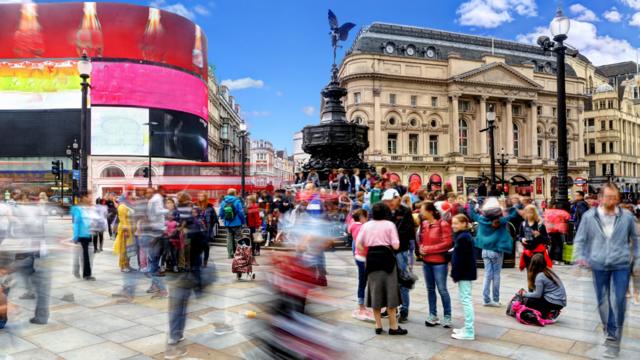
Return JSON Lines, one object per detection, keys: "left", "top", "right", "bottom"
{"left": 469, "top": 204, "right": 517, "bottom": 254}
{"left": 218, "top": 195, "right": 245, "bottom": 227}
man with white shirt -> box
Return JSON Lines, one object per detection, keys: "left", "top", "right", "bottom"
{"left": 573, "top": 183, "right": 640, "bottom": 358}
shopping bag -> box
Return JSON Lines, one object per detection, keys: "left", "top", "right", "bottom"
{"left": 252, "top": 231, "right": 265, "bottom": 244}
{"left": 562, "top": 243, "right": 574, "bottom": 264}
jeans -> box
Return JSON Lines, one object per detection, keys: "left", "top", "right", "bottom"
{"left": 168, "top": 285, "right": 191, "bottom": 341}
{"left": 549, "top": 233, "right": 564, "bottom": 262}
{"left": 482, "top": 250, "right": 503, "bottom": 304}
{"left": 78, "top": 237, "right": 92, "bottom": 278}
{"left": 355, "top": 259, "right": 366, "bottom": 305}
{"left": 592, "top": 269, "right": 631, "bottom": 344}
{"left": 147, "top": 236, "right": 166, "bottom": 292}
{"left": 422, "top": 263, "right": 451, "bottom": 317}
{"left": 458, "top": 280, "right": 474, "bottom": 336}
{"left": 396, "top": 250, "right": 411, "bottom": 317}
{"left": 226, "top": 226, "right": 241, "bottom": 258}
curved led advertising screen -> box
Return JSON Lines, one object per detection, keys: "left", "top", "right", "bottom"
{"left": 91, "top": 106, "right": 149, "bottom": 156}
{"left": 150, "top": 109, "right": 208, "bottom": 162}
{"left": 91, "top": 62, "right": 208, "bottom": 120}
{"left": 0, "top": 2, "right": 208, "bottom": 79}
{"left": 0, "top": 109, "right": 80, "bottom": 156}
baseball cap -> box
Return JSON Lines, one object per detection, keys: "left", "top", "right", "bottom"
{"left": 381, "top": 189, "right": 400, "bottom": 201}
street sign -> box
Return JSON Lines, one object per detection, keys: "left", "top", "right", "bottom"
{"left": 72, "top": 170, "right": 80, "bottom": 180}
{"left": 574, "top": 177, "right": 587, "bottom": 186}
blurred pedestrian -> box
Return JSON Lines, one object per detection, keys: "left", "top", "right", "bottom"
{"left": 71, "top": 194, "right": 95, "bottom": 281}
{"left": 218, "top": 189, "right": 245, "bottom": 259}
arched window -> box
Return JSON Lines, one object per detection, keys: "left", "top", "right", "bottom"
{"left": 100, "top": 166, "right": 125, "bottom": 178}
{"left": 134, "top": 167, "right": 156, "bottom": 177}
{"left": 513, "top": 123, "right": 520, "bottom": 157}
{"left": 459, "top": 118, "right": 468, "bottom": 155}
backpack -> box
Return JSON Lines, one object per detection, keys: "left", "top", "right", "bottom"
{"left": 370, "top": 188, "right": 382, "bottom": 204}
{"left": 223, "top": 199, "right": 237, "bottom": 221}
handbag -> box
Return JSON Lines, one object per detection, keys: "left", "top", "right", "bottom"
{"left": 397, "top": 266, "right": 418, "bottom": 289}
{"left": 252, "top": 231, "right": 265, "bottom": 244}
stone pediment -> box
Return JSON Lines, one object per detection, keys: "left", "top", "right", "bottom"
{"left": 452, "top": 62, "right": 542, "bottom": 89}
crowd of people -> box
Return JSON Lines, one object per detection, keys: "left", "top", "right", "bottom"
{"left": 2, "top": 166, "right": 640, "bottom": 358}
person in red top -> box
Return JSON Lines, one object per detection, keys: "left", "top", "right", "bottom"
{"left": 246, "top": 195, "right": 262, "bottom": 256}
{"left": 543, "top": 201, "right": 571, "bottom": 265}
{"left": 349, "top": 209, "right": 373, "bottom": 321}
{"left": 419, "top": 202, "right": 454, "bottom": 328}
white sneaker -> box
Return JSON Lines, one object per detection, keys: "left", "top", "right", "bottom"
{"left": 452, "top": 328, "right": 464, "bottom": 334}
{"left": 451, "top": 332, "right": 475, "bottom": 341}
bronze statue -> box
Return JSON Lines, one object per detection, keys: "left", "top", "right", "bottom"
{"left": 328, "top": 10, "right": 355, "bottom": 68}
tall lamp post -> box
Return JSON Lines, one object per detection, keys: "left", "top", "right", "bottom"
{"left": 77, "top": 53, "right": 92, "bottom": 196}
{"left": 239, "top": 123, "right": 248, "bottom": 198}
{"left": 66, "top": 139, "right": 79, "bottom": 204}
{"left": 497, "top": 147, "right": 509, "bottom": 195}
{"left": 480, "top": 104, "right": 497, "bottom": 188}
{"left": 538, "top": 8, "right": 576, "bottom": 211}
{"left": 143, "top": 121, "right": 159, "bottom": 187}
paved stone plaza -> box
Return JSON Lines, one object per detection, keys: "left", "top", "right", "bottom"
{"left": 1, "top": 224, "right": 640, "bottom": 359}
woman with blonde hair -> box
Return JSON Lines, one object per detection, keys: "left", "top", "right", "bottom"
{"left": 518, "top": 204, "right": 552, "bottom": 275}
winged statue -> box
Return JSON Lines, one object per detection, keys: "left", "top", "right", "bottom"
{"left": 328, "top": 9, "right": 356, "bottom": 66}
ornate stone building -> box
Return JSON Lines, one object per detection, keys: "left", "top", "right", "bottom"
{"left": 339, "top": 23, "right": 597, "bottom": 199}
{"left": 250, "top": 139, "right": 294, "bottom": 189}
{"left": 583, "top": 62, "right": 640, "bottom": 196}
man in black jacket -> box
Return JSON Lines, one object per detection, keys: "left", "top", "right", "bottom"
{"left": 383, "top": 189, "right": 415, "bottom": 323}
{"left": 571, "top": 191, "right": 589, "bottom": 232}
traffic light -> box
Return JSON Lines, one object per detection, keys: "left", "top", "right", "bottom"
{"left": 51, "top": 160, "right": 61, "bottom": 180}
{"left": 142, "top": 167, "right": 150, "bottom": 178}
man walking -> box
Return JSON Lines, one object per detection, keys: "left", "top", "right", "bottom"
{"left": 574, "top": 184, "right": 639, "bottom": 358}
{"left": 570, "top": 190, "right": 589, "bottom": 232}
{"left": 383, "top": 189, "right": 415, "bottom": 323}
{"left": 218, "top": 189, "right": 245, "bottom": 258}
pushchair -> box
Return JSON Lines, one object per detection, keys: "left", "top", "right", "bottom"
{"left": 232, "top": 229, "right": 256, "bottom": 280}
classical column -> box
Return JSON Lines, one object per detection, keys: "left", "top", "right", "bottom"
{"left": 577, "top": 106, "right": 584, "bottom": 159}
{"left": 451, "top": 94, "right": 460, "bottom": 154}
{"left": 479, "top": 96, "right": 488, "bottom": 155}
{"left": 531, "top": 101, "right": 538, "bottom": 158}
{"left": 373, "top": 87, "right": 382, "bottom": 153}
{"left": 505, "top": 98, "right": 514, "bottom": 154}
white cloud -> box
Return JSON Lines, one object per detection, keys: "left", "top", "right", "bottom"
{"left": 302, "top": 106, "right": 315, "bottom": 116}
{"left": 150, "top": 1, "right": 195, "bottom": 20}
{"left": 194, "top": 5, "right": 210, "bottom": 16}
{"left": 622, "top": 0, "right": 640, "bottom": 10}
{"left": 631, "top": 12, "right": 640, "bottom": 26}
{"left": 603, "top": 7, "right": 623, "bottom": 23}
{"left": 221, "top": 77, "right": 265, "bottom": 90}
{"left": 569, "top": 3, "right": 599, "bottom": 22}
{"left": 516, "top": 19, "right": 640, "bottom": 65}
{"left": 275, "top": 91, "right": 284, "bottom": 97}
{"left": 242, "top": 110, "right": 270, "bottom": 118}
{"left": 0, "top": 0, "right": 32, "bottom": 3}
{"left": 456, "top": 0, "right": 537, "bottom": 28}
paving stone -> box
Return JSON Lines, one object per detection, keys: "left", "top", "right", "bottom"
{"left": 8, "top": 348, "right": 59, "bottom": 360}
{"left": 0, "top": 332, "right": 37, "bottom": 355}
{"left": 100, "top": 324, "right": 161, "bottom": 344}
{"left": 192, "top": 331, "right": 249, "bottom": 350}
{"left": 431, "top": 346, "right": 508, "bottom": 360}
{"left": 64, "top": 313, "right": 137, "bottom": 335}
{"left": 121, "top": 333, "right": 168, "bottom": 356}
{"left": 27, "top": 327, "right": 105, "bottom": 354}
{"left": 510, "top": 345, "right": 589, "bottom": 360}
{"left": 499, "top": 329, "right": 575, "bottom": 353}
{"left": 59, "top": 341, "right": 139, "bottom": 360}
{"left": 434, "top": 334, "right": 520, "bottom": 358}
{"left": 364, "top": 335, "right": 448, "bottom": 358}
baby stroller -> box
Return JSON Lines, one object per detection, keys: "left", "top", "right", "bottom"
{"left": 232, "top": 228, "right": 256, "bottom": 280}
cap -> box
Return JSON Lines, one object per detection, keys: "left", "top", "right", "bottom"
{"left": 381, "top": 189, "right": 400, "bottom": 201}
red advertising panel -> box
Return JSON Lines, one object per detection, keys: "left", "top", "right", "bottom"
{"left": 91, "top": 62, "right": 208, "bottom": 120}
{"left": 0, "top": 2, "right": 208, "bottom": 79}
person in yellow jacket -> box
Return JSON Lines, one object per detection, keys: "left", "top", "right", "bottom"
{"left": 113, "top": 194, "right": 135, "bottom": 272}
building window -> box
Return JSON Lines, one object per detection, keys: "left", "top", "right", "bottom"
{"left": 607, "top": 100, "right": 614, "bottom": 109}
{"left": 431, "top": 96, "right": 438, "bottom": 107}
{"left": 459, "top": 100, "right": 471, "bottom": 113}
{"left": 409, "top": 118, "right": 418, "bottom": 127}
{"left": 410, "top": 95, "right": 417, "bottom": 107}
{"left": 389, "top": 93, "right": 396, "bottom": 105}
{"left": 609, "top": 142, "right": 614, "bottom": 153}
{"left": 221, "top": 123, "right": 229, "bottom": 139}
{"left": 388, "top": 117, "right": 396, "bottom": 126}
{"left": 409, "top": 134, "right": 419, "bottom": 155}
{"left": 537, "top": 106, "right": 542, "bottom": 116}
{"left": 634, "top": 86, "right": 639, "bottom": 99}
{"left": 101, "top": 166, "right": 125, "bottom": 178}
{"left": 566, "top": 109, "right": 571, "bottom": 118}
{"left": 567, "top": 142, "right": 571, "bottom": 160}
{"left": 601, "top": 121, "right": 606, "bottom": 131}
{"left": 589, "top": 161, "right": 596, "bottom": 177}
{"left": 430, "top": 119, "right": 437, "bottom": 128}
{"left": 387, "top": 133, "right": 397, "bottom": 154}
{"left": 429, "top": 135, "right": 438, "bottom": 155}
{"left": 552, "top": 107, "right": 557, "bottom": 117}
{"left": 589, "top": 139, "right": 595, "bottom": 154}
{"left": 513, "top": 123, "right": 520, "bottom": 157}
{"left": 512, "top": 105, "right": 522, "bottom": 116}
{"left": 610, "top": 163, "right": 615, "bottom": 175}
{"left": 609, "top": 120, "right": 614, "bottom": 130}
{"left": 550, "top": 141, "right": 557, "bottom": 160}
{"left": 602, "top": 163, "right": 607, "bottom": 176}
{"left": 602, "top": 142, "right": 606, "bottom": 153}
{"left": 459, "top": 118, "right": 468, "bottom": 155}
{"left": 537, "top": 139, "right": 543, "bottom": 157}
{"left": 587, "top": 118, "right": 594, "bottom": 131}
{"left": 354, "top": 92, "right": 361, "bottom": 104}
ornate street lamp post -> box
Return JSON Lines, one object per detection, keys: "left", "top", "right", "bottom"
{"left": 538, "top": 8, "right": 576, "bottom": 211}
{"left": 480, "top": 104, "right": 497, "bottom": 188}
{"left": 497, "top": 148, "right": 509, "bottom": 195}
{"left": 77, "top": 53, "right": 92, "bottom": 196}
{"left": 66, "top": 139, "right": 79, "bottom": 204}
{"left": 239, "top": 123, "right": 248, "bottom": 199}
{"left": 143, "top": 121, "right": 159, "bottom": 187}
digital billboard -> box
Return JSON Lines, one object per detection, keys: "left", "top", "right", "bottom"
{"left": 150, "top": 109, "right": 208, "bottom": 162}
{"left": 0, "top": 60, "right": 81, "bottom": 110}
{"left": 91, "top": 107, "right": 149, "bottom": 156}
{"left": 91, "top": 62, "right": 208, "bottom": 120}
{"left": 0, "top": 109, "right": 80, "bottom": 156}
{"left": 0, "top": 2, "right": 208, "bottom": 79}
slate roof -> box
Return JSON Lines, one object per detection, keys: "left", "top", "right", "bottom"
{"left": 348, "top": 22, "right": 580, "bottom": 77}
{"left": 597, "top": 61, "right": 638, "bottom": 78}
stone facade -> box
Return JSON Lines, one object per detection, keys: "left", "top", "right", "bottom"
{"left": 250, "top": 139, "right": 294, "bottom": 189}
{"left": 338, "top": 23, "right": 601, "bottom": 199}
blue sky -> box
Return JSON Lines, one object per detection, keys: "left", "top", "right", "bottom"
{"left": 24, "top": 0, "right": 640, "bottom": 152}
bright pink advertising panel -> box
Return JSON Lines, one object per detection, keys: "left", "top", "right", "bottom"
{"left": 91, "top": 62, "right": 208, "bottom": 120}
